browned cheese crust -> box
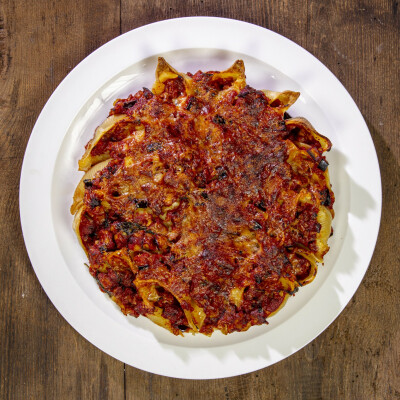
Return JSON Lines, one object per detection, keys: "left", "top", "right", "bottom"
{"left": 71, "top": 58, "right": 334, "bottom": 335}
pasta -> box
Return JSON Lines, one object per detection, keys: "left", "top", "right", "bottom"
{"left": 71, "top": 58, "right": 334, "bottom": 335}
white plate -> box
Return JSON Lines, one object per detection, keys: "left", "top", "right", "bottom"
{"left": 20, "top": 17, "right": 381, "bottom": 379}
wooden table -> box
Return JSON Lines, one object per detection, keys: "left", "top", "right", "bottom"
{"left": 1, "top": 1, "right": 399, "bottom": 398}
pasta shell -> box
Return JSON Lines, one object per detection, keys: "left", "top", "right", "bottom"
{"left": 78, "top": 114, "right": 131, "bottom": 171}
{"left": 135, "top": 277, "right": 200, "bottom": 333}
{"left": 72, "top": 206, "right": 87, "bottom": 254}
{"left": 315, "top": 205, "right": 333, "bottom": 258}
{"left": 152, "top": 57, "right": 193, "bottom": 95}
{"left": 294, "top": 250, "right": 319, "bottom": 284}
{"left": 262, "top": 89, "right": 300, "bottom": 111}
{"left": 285, "top": 117, "right": 332, "bottom": 152}
{"left": 146, "top": 307, "right": 187, "bottom": 336}
{"left": 211, "top": 59, "right": 246, "bottom": 92}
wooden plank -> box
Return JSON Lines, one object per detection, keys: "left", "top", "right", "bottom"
{"left": 0, "top": 0, "right": 124, "bottom": 399}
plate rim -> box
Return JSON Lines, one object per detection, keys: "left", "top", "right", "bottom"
{"left": 19, "top": 16, "right": 382, "bottom": 379}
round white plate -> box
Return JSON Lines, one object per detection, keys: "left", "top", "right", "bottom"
{"left": 20, "top": 17, "right": 381, "bottom": 379}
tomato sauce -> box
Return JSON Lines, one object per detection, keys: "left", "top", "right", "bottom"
{"left": 77, "top": 67, "right": 334, "bottom": 335}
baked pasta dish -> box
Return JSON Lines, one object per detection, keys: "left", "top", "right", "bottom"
{"left": 71, "top": 58, "right": 334, "bottom": 336}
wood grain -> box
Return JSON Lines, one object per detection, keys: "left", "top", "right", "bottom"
{"left": 1, "top": 0, "right": 399, "bottom": 399}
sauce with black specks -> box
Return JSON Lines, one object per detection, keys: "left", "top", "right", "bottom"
{"left": 76, "top": 65, "right": 334, "bottom": 335}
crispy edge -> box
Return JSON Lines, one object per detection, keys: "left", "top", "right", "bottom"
{"left": 152, "top": 57, "right": 194, "bottom": 95}
{"left": 78, "top": 114, "right": 128, "bottom": 172}
{"left": 285, "top": 117, "right": 332, "bottom": 152}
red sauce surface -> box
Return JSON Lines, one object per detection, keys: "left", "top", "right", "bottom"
{"left": 77, "top": 70, "right": 334, "bottom": 335}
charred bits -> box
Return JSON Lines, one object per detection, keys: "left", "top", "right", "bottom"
{"left": 186, "top": 96, "right": 197, "bottom": 111}
{"left": 256, "top": 201, "right": 267, "bottom": 212}
{"left": 306, "top": 148, "right": 329, "bottom": 171}
{"left": 252, "top": 221, "right": 262, "bottom": 230}
{"left": 178, "top": 324, "right": 189, "bottom": 331}
{"left": 89, "top": 197, "right": 101, "bottom": 208}
{"left": 116, "top": 221, "right": 154, "bottom": 236}
{"left": 123, "top": 100, "right": 137, "bottom": 109}
{"left": 318, "top": 159, "right": 329, "bottom": 171}
{"left": 83, "top": 179, "right": 93, "bottom": 188}
{"left": 238, "top": 87, "right": 252, "bottom": 98}
{"left": 142, "top": 87, "right": 153, "bottom": 99}
{"left": 146, "top": 142, "right": 162, "bottom": 153}
{"left": 216, "top": 166, "right": 228, "bottom": 180}
{"left": 213, "top": 115, "right": 225, "bottom": 125}
{"left": 134, "top": 199, "right": 149, "bottom": 208}
{"left": 321, "top": 188, "right": 332, "bottom": 207}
